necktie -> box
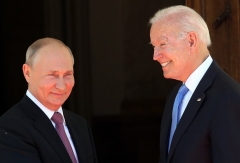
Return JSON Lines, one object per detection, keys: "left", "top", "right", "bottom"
{"left": 51, "top": 112, "right": 77, "bottom": 163}
{"left": 168, "top": 84, "right": 189, "bottom": 151}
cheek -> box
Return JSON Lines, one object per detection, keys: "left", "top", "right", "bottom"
{"left": 65, "top": 78, "right": 75, "bottom": 89}
{"left": 39, "top": 79, "right": 56, "bottom": 90}
{"left": 172, "top": 45, "right": 189, "bottom": 62}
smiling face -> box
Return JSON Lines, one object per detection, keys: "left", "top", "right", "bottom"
{"left": 150, "top": 21, "right": 195, "bottom": 82}
{"left": 23, "top": 43, "right": 75, "bottom": 111}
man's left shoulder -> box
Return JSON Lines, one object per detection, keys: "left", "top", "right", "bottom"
{"left": 63, "top": 109, "right": 89, "bottom": 125}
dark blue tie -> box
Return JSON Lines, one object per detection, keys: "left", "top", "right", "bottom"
{"left": 168, "top": 84, "right": 189, "bottom": 151}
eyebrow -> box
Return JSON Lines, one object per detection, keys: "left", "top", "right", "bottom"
{"left": 149, "top": 35, "right": 169, "bottom": 45}
{"left": 48, "top": 70, "right": 74, "bottom": 73}
{"left": 158, "top": 35, "right": 168, "bottom": 41}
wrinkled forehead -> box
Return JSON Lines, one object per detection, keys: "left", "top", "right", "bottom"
{"left": 150, "top": 23, "right": 168, "bottom": 34}
{"left": 150, "top": 26, "right": 171, "bottom": 45}
{"left": 150, "top": 22, "right": 180, "bottom": 45}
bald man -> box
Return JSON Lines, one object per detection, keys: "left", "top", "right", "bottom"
{"left": 0, "top": 38, "right": 98, "bottom": 163}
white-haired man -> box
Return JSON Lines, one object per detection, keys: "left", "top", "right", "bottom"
{"left": 150, "top": 5, "right": 240, "bottom": 163}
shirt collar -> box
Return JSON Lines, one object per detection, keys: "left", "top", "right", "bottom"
{"left": 26, "top": 90, "right": 66, "bottom": 124}
{"left": 185, "top": 55, "right": 213, "bottom": 92}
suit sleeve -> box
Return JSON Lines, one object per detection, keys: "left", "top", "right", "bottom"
{"left": 0, "top": 122, "right": 42, "bottom": 163}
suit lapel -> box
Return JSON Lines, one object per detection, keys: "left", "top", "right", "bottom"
{"left": 20, "top": 96, "right": 72, "bottom": 163}
{"left": 64, "top": 110, "right": 87, "bottom": 163}
{"left": 167, "top": 91, "right": 206, "bottom": 162}
{"left": 167, "top": 61, "right": 220, "bottom": 163}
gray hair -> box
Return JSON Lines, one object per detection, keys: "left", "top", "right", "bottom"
{"left": 149, "top": 5, "right": 211, "bottom": 47}
{"left": 25, "top": 37, "right": 74, "bottom": 67}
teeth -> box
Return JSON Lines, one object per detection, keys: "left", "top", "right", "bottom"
{"left": 161, "top": 61, "right": 170, "bottom": 67}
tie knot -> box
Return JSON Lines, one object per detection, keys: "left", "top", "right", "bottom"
{"left": 178, "top": 84, "right": 189, "bottom": 95}
{"left": 51, "top": 112, "right": 63, "bottom": 124}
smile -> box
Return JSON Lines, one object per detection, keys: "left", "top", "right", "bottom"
{"left": 161, "top": 61, "right": 171, "bottom": 67}
{"left": 52, "top": 92, "right": 65, "bottom": 96}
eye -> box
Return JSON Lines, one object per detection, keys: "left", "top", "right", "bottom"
{"left": 64, "top": 73, "right": 73, "bottom": 77}
{"left": 46, "top": 73, "right": 57, "bottom": 77}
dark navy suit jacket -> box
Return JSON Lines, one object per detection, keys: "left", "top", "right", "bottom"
{"left": 0, "top": 95, "right": 97, "bottom": 163}
{"left": 160, "top": 61, "right": 240, "bottom": 163}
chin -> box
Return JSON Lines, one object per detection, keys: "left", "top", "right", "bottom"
{"left": 163, "top": 72, "right": 178, "bottom": 80}
{"left": 163, "top": 73, "right": 171, "bottom": 79}
{"left": 48, "top": 101, "right": 65, "bottom": 109}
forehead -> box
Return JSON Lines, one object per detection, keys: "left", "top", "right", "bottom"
{"left": 151, "top": 23, "right": 170, "bottom": 40}
{"left": 150, "top": 22, "right": 179, "bottom": 45}
{"left": 38, "top": 43, "right": 70, "bottom": 57}
{"left": 33, "top": 44, "right": 73, "bottom": 68}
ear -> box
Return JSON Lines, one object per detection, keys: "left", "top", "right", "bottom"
{"left": 22, "top": 64, "right": 31, "bottom": 82}
{"left": 187, "top": 32, "right": 197, "bottom": 50}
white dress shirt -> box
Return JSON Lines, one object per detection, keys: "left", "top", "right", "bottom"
{"left": 179, "top": 55, "right": 213, "bottom": 119}
{"left": 26, "top": 90, "right": 79, "bottom": 162}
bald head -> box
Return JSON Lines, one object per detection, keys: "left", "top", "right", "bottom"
{"left": 25, "top": 38, "right": 74, "bottom": 68}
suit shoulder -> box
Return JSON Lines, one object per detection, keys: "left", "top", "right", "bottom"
{"left": 63, "top": 109, "right": 89, "bottom": 125}
{"left": 0, "top": 102, "right": 24, "bottom": 122}
{"left": 215, "top": 69, "right": 240, "bottom": 92}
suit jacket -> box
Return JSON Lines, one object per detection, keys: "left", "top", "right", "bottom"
{"left": 160, "top": 61, "right": 240, "bottom": 163}
{"left": 0, "top": 95, "right": 98, "bottom": 163}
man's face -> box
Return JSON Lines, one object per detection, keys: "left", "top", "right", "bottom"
{"left": 24, "top": 44, "right": 75, "bottom": 111}
{"left": 150, "top": 22, "right": 192, "bottom": 82}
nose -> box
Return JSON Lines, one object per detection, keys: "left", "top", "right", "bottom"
{"left": 56, "top": 77, "right": 66, "bottom": 91}
{"left": 153, "top": 47, "right": 162, "bottom": 60}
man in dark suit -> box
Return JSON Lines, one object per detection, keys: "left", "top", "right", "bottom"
{"left": 149, "top": 5, "right": 240, "bottom": 163}
{"left": 0, "top": 38, "right": 98, "bottom": 163}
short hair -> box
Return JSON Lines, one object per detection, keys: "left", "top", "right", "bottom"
{"left": 25, "top": 37, "right": 74, "bottom": 67}
{"left": 149, "top": 5, "right": 211, "bottom": 47}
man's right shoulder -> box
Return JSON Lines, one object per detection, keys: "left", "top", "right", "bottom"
{"left": 0, "top": 102, "right": 25, "bottom": 123}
